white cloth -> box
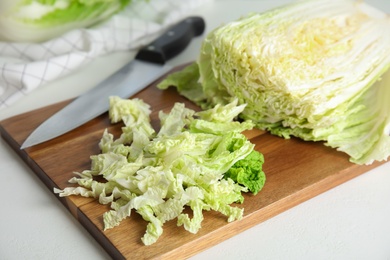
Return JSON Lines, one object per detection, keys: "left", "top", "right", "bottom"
{"left": 0, "top": 0, "right": 210, "bottom": 109}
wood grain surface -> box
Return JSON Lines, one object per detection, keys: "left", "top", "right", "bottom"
{"left": 0, "top": 66, "right": 383, "bottom": 259}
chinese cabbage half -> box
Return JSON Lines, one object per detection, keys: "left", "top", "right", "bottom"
{"left": 0, "top": 0, "right": 132, "bottom": 42}
{"left": 158, "top": 0, "right": 390, "bottom": 165}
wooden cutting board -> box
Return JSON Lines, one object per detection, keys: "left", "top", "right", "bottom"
{"left": 0, "top": 65, "right": 383, "bottom": 259}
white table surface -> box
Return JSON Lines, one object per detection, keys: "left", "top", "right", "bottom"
{"left": 1, "top": 1, "right": 390, "bottom": 259}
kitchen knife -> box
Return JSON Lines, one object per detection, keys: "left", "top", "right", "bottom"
{"left": 21, "top": 16, "right": 205, "bottom": 149}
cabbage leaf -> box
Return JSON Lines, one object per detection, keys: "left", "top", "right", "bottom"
{"left": 0, "top": 0, "right": 132, "bottom": 42}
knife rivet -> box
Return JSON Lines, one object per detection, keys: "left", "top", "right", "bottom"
{"left": 147, "top": 45, "right": 155, "bottom": 51}
{"left": 168, "top": 31, "right": 175, "bottom": 36}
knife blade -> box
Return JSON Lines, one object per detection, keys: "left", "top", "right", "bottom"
{"left": 21, "top": 16, "right": 205, "bottom": 149}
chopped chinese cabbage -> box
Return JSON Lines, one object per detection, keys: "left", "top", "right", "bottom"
{"left": 54, "top": 97, "right": 265, "bottom": 245}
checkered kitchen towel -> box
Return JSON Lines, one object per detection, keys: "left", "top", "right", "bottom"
{"left": 0, "top": 0, "right": 211, "bottom": 110}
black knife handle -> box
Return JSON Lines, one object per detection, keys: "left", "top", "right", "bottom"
{"left": 135, "top": 16, "right": 206, "bottom": 64}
